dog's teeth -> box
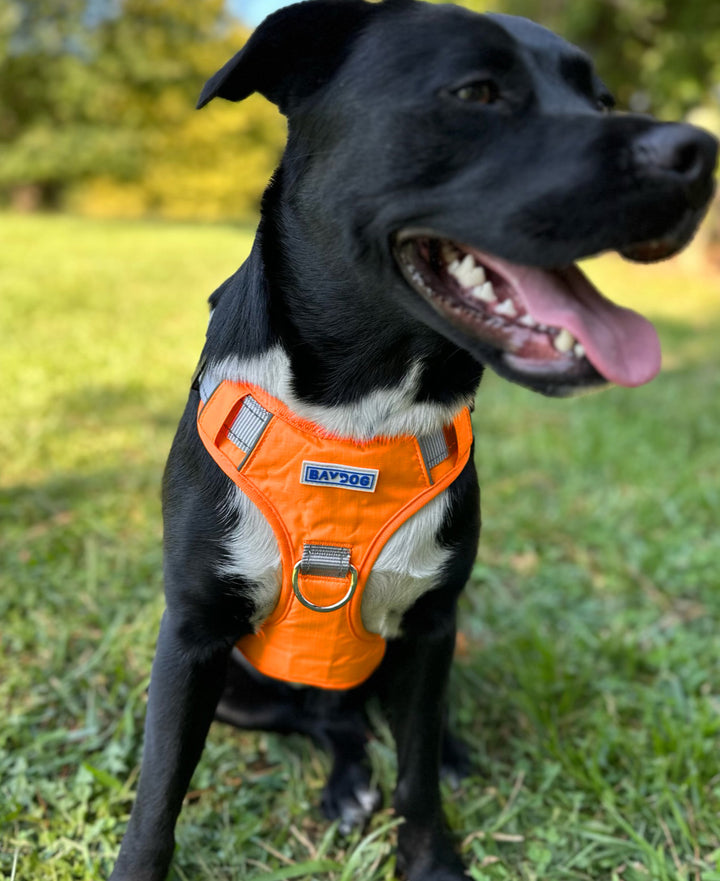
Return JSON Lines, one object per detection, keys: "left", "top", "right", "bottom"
{"left": 494, "top": 298, "right": 517, "bottom": 318}
{"left": 451, "top": 254, "right": 485, "bottom": 287}
{"left": 574, "top": 343, "right": 586, "bottom": 358}
{"left": 519, "top": 314, "right": 536, "bottom": 327}
{"left": 449, "top": 254, "right": 473, "bottom": 283}
{"left": 466, "top": 265, "right": 487, "bottom": 287}
{"left": 460, "top": 262, "right": 487, "bottom": 288}
{"left": 553, "top": 328, "right": 576, "bottom": 353}
{"left": 471, "top": 281, "right": 497, "bottom": 303}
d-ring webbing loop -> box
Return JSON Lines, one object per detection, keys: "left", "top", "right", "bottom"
{"left": 292, "top": 544, "right": 358, "bottom": 613}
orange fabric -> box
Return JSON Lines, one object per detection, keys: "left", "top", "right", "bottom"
{"left": 197, "top": 380, "right": 473, "bottom": 690}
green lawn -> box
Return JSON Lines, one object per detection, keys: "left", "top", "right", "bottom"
{"left": 2, "top": 213, "right": 720, "bottom": 881}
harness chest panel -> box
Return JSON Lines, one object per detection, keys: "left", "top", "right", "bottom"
{"left": 197, "top": 380, "right": 473, "bottom": 690}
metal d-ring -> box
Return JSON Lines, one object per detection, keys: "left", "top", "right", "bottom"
{"left": 291, "top": 561, "right": 359, "bottom": 613}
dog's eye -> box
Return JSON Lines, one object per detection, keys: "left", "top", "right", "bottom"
{"left": 453, "top": 80, "right": 499, "bottom": 105}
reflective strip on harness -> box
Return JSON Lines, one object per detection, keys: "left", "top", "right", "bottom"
{"left": 418, "top": 427, "right": 450, "bottom": 479}
{"left": 228, "top": 396, "right": 272, "bottom": 466}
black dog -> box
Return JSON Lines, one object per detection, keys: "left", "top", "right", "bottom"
{"left": 110, "top": 1, "right": 717, "bottom": 878}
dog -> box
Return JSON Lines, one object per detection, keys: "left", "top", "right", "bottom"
{"left": 109, "top": 1, "right": 718, "bottom": 878}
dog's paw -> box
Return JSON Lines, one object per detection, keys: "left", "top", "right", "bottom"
{"left": 321, "top": 761, "right": 381, "bottom": 834}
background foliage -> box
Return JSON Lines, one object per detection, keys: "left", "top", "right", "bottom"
{"left": 1, "top": 0, "right": 719, "bottom": 221}
{"left": 0, "top": 0, "right": 285, "bottom": 217}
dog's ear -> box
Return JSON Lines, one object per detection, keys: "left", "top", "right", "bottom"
{"left": 196, "top": 0, "right": 378, "bottom": 114}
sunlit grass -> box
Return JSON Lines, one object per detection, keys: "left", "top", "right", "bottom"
{"left": 2, "top": 213, "right": 720, "bottom": 880}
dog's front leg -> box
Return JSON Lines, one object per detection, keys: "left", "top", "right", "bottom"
{"left": 380, "top": 600, "right": 467, "bottom": 881}
{"left": 110, "top": 610, "right": 232, "bottom": 881}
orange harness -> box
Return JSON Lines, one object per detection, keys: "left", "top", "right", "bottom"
{"left": 197, "top": 379, "right": 473, "bottom": 690}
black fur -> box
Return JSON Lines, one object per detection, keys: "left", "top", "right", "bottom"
{"left": 110, "top": 2, "right": 717, "bottom": 878}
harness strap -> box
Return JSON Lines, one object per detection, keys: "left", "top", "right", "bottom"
{"left": 200, "top": 379, "right": 455, "bottom": 478}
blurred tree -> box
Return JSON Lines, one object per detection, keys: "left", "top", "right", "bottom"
{"left": 0, "top": 0, "right": 132, "bottom": 208}
{"left": 0, "top": 0, "right": 285, "bottom": 215}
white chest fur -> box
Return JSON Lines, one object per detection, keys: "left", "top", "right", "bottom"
{"left": 205, "top": 348, "right": 466, "bottom": 639}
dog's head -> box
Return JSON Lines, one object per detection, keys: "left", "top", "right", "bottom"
{"left": 199, "top": 0, "right": 718, "bottom": 396}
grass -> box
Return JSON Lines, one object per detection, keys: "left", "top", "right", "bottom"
{"left": 1, "top": 212, "right": 720, "bottom": 881}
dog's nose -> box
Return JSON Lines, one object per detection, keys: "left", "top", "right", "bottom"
{"left": 633, "top": 123, "right": 718, "bottom": 208}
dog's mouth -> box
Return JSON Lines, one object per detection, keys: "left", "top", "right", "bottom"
{"left": 394, "top": 234, "right": 662, "bottom": 389}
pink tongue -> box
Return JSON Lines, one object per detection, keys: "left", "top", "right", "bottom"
{"left": 494, "top": 259, "right": 662, "bottom": 387}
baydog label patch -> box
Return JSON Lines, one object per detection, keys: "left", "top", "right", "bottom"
{"left": 301, "top": 461, "right": 379, "bottom": 492}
